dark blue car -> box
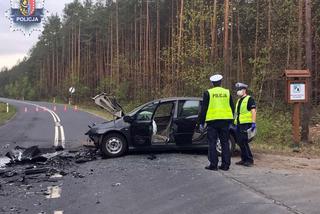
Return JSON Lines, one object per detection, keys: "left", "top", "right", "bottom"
{"left": 85, "top": 93, "right": 236, "bottom": 157}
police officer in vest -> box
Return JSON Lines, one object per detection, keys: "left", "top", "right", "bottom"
{"left": 234, "top": 83, "right": 257, "bottom": 167}
{"left": 199, "top": 74, "right": 235, "bottom": 171}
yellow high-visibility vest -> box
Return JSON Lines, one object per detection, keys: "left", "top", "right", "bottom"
{"left": 205, "top": 87, "right": 233, "bottom": 122}
{"left": 234, "top": 95, "right": 253, "bottom": 124}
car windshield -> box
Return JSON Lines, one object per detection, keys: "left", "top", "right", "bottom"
{"left": 127, "top": 100, "right": 160, "bottom": 116}
{"left": 127, "top": 102, "right": 151, "bottom": 116}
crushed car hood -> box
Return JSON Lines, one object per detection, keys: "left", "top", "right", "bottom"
{"left": 93, "top": 93, "right": 124, "bottom": 119}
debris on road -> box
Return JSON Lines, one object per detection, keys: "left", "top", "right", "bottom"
{"left": 5, "top": 146, "right": 47, "bottom": 164}
{"left": 112, "top": 182, "right": 121, "bottom": 187}
{"left": 147, "top": 154, "right": 157, "bottom": 160}
{"left": 0, "top": 145, "right": 102, "bottom": 187}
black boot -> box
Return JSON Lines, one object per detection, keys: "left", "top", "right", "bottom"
{"left": 205, "top": 165, "right": 218, "bottom": 171}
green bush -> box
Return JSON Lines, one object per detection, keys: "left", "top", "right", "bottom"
{"left": 255, "top": 109, "right": 292, "bottom": 145}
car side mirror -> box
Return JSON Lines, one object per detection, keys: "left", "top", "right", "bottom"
{"left": 123, "top": 115, "right": 134, "bottom": 123}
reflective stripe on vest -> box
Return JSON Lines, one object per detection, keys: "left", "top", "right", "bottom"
{"left": 205, "top": 87, "right": 233, "bottom": 122}
{"left": 234, "top": 95, "right": 252, "bottom": 124}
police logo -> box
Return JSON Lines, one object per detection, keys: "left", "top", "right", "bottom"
{"left": 213, "top": 94, "right": 227, "bottom": 98}
{"left": 5, "top": 0, "right": 49, "bottom": 36}
{"left": 20, "top": 0, "right": 36, "bottom": 16}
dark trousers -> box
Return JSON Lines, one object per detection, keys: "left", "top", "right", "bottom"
{"left": 207, "top": 124, "right": 231, "bottom": 167}
{"left": 237, "top": 124, "right": 254, "bottom": 163}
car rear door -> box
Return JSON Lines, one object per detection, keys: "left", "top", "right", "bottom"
{"left": 173, "top": 100, "right": 201, "bottom": 145}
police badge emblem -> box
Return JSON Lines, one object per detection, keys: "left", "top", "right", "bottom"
{"left": 5, "top": 0, "right": 49, "bottom": 36}
{"left": 20, "top": 0, "right": 36, "bottom": 16}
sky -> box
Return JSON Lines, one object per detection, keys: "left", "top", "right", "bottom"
{"left": 0, "top": 0, "right": 74, "bottom": 70}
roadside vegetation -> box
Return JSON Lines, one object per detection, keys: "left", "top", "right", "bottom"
{"left": 252, "top": 106, "right": 320, "bottom": 157}
{"left": 0, "top": 102, "right": 16, "bottom": 126}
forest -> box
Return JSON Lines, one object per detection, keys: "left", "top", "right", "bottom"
{"left": 0, "top": 0, "right": 320, "bottom": 143}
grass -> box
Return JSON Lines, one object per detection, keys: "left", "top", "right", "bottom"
{"left": 77, "top": 104, "right": 113, "bottom": 121}
{"left": 0, "top": 102, "right": 16, "bottom": 126}
{"left": 250, "top": 108, "right": 320, "bottom": 158}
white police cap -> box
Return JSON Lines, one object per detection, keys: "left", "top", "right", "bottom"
{"left": 210, "top": 74, "right": 223, "bottom": 82}
{"left": 235, "top": 82, "right": 248, "bottom": 89}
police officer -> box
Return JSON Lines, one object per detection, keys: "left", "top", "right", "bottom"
{"left": 234, "top": 83, "right": 257, "bottom": 167}
{"left": 199, "top": 74, "right": 234, "bottom": 171}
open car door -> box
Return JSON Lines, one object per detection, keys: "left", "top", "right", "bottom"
{"left": 93, "top": 93, "right": 124, "bottom": 119}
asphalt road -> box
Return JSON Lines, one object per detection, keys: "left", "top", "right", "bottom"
{"left": 0, "top": 98, "right": 105, "bottom": 152}
{"left": 0, "top": 98, "right": 319, "bottom": 214}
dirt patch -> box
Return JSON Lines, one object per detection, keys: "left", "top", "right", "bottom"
{"left": 254, "top": 153, "right": 320, "bottom": 172}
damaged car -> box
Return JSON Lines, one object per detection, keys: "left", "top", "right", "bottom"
{"left": 85, "top": 93, "right": 237, "bottom": 158}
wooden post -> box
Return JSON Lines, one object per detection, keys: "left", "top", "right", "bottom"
{"left": 293, "top": 103, "right": 301, "bottom": 146}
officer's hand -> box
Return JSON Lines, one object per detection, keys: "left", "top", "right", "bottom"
{"left": 251, "top": 123, "right": 256, "bottom": 131}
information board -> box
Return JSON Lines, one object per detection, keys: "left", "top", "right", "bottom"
{"left": 290, "top": 83, "right": 306, "bottom": 101}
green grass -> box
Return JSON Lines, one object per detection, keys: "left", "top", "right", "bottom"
{"left": 77, "top": 104, "right": 113, "bottom": 121}
{"left": 0, "top": 102, "right": 16, "bottom": 126}
{"left": 251, "top": 108, "right": 320, "bottom": 157}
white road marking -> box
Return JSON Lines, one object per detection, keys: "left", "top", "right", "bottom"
{"left": 46, "top": 186, "right": 61, "bottom": 199}
{"left": 54, "top": 126, "right": 59, "bottom": 147}
{"left": 60, "top": 126, "right": 65, "bottom": 148}
{"left": 54, "top": 211, "right": 63, "bottom": 214}
{"left": 7, "top": 100, "right": 66, "bottom": 148}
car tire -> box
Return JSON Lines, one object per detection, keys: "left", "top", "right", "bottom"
{"left": 216, "top": 134, "right": 236, "bottom": 156}
{"left": 100, "top": 133, "right": 128, "bottom": 158}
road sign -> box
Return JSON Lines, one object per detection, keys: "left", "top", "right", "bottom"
{"left": 69, "top": 87, "right": 75, "bottom": 94}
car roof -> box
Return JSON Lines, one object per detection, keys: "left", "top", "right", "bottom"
{"left": 152, "top": 97, "right": 202, "bottom": 102}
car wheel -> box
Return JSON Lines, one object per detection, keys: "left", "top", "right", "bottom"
{"left": 216, "top": 134, "right": 236, "bottom": 156}
{"left": 100, "top": 133, "right": 128, "bottom": 158}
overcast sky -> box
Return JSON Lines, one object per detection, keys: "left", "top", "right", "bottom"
{"left": 0, "top": 0, "right": 74, "bottom": 70}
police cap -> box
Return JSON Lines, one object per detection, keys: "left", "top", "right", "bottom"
{"left": 235, "top": 82, "right": 248, "bottom": 90}
{"left": 210, "top": 74, "right": 223, "bottom": 82}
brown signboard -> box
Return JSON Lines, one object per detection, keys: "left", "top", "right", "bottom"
{"left": 284, "top": 70, "right": 310, "bottom": 104}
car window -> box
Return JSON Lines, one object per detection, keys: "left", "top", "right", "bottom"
{"left": 154, "top": 102, "right": 174, "bottom": 119}
{"left": 178, "top": 100, "right": 200, "bottom": 117}
{"left": 135, "top": 103, "right": 157, "bottom": 121}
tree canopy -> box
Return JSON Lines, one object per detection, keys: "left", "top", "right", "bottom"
{"left": 0, "top": 0, "right": 319, "bottom": 107}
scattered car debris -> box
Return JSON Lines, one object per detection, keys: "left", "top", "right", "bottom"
{"left": 5, "top": 146, "right": 47, "bottom": 164}
{"left": 0, "top": 145, "right": 102, "bottom": 187}
{"left": 147, "top": 154, "right": 157, "bottom": 160}
{"left": 71, "top": 171, "right": 85, "bottom": 178}
{"left": 112, "top": 182, "right": 121, "bottom": 187}
{"left": 0, "top": 157, "right": 11, "bottom": 168}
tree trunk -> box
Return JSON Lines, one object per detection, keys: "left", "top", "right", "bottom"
{"left": 297, "top": 0, "right": 304, "bottom": 69}
{"left": 177, "top": 0, "right": 184, "bottom": 94}
{"left": 236, "top": 5, "right": 243, "bottom": 81}
{"left": 223, "top": 0, "right": 230, "bottom": 87}
{"left": 302, "top": 0, "right": 312, "bottom": 143}
{"left": 211, "top": 0, "right": 217, "bottom": 62}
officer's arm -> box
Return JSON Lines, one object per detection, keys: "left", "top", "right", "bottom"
{"left": 251, "top": 109, "right": 257, "bottom": 123}
{"left": 248, "top": 97, "right": 256, "bottom": 123}
{"left": 199, "top": 91, "right": 209, "bottom": 125}
{"left": 229, "top": 95, "right": 235, "bottom": 115}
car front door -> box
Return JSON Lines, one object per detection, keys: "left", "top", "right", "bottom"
{"left": 151, "top": 101, "right": 176, "bottom": 144}
{"left": 173, "top": 100, "right": 202, "bottom": 145}
{"left": 131, "top": 102, "right": 158, "bottom": 147}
